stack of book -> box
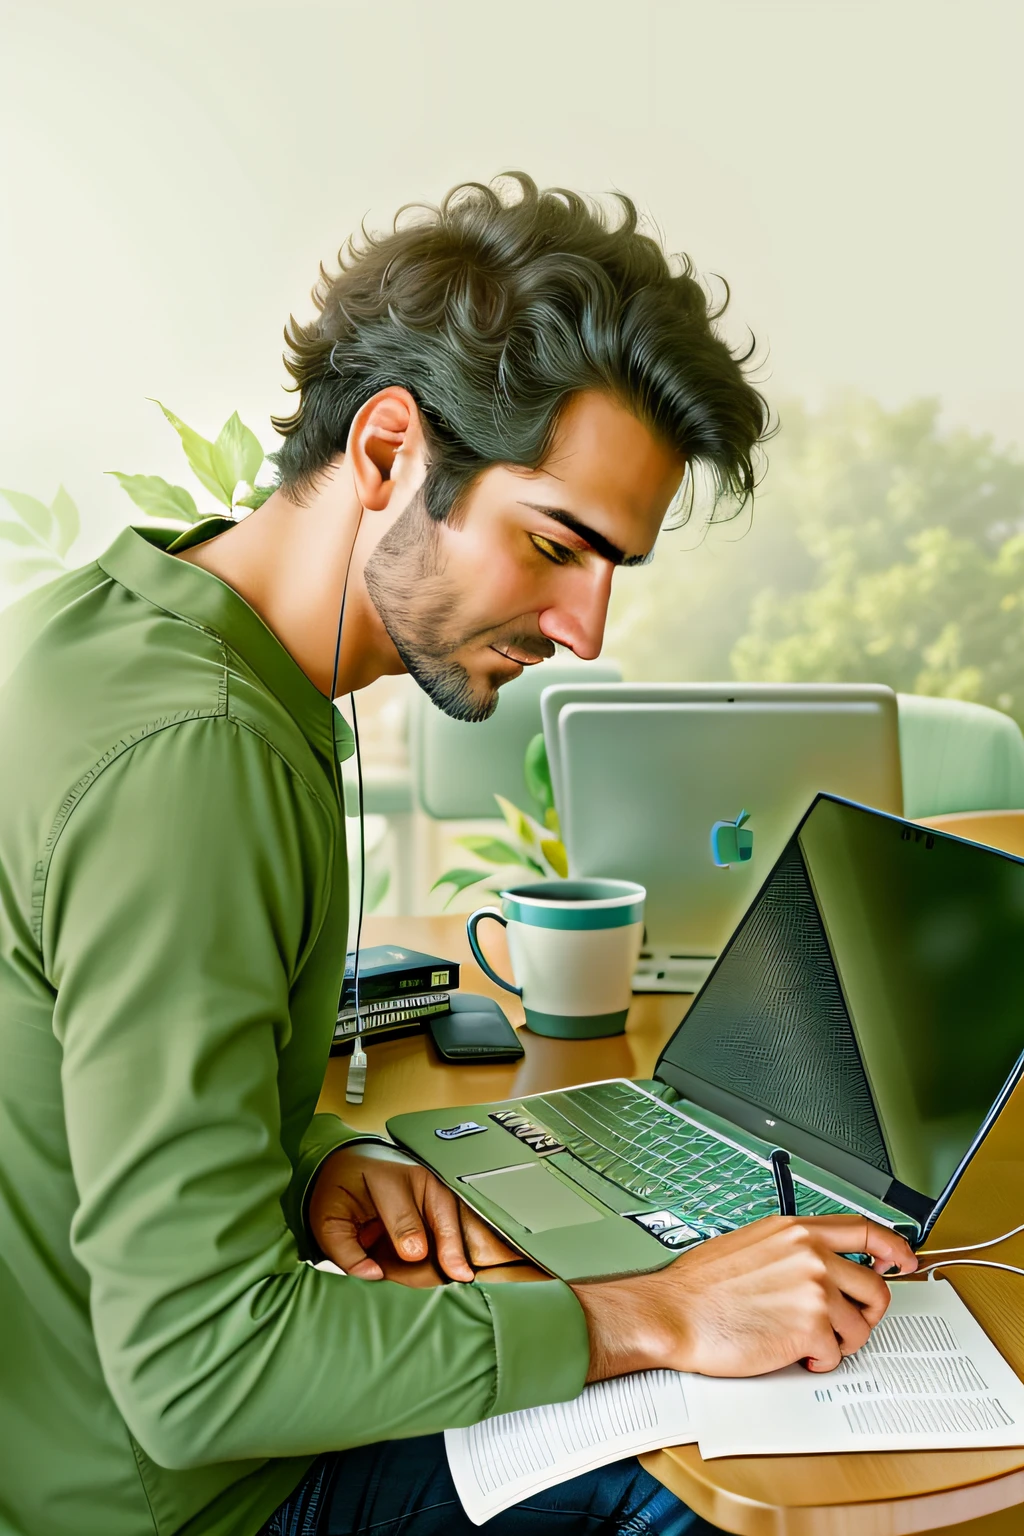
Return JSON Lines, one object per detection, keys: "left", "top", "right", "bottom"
{"left": 332, "top": 945, "right": 460, "bottom": 1053}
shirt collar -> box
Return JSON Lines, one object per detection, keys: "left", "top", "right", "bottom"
{"left": 97, "top": 520, "right": 354, "bottom": 764}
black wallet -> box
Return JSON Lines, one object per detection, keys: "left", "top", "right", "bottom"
{"left": 428, "top": 994, "right": 525, "bottom": 1063}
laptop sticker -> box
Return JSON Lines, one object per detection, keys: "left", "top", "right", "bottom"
{"left": 489, "top": 1109, "right": 566, "bottom": 1157}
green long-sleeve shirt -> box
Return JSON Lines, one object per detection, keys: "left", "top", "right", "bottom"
{"left": 0, "top": 521, "right": 589, "bottom": 1536}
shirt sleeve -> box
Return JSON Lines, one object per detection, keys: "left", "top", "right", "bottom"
{"left": 43, "top": 716, "right": 589, "bottom": 1472}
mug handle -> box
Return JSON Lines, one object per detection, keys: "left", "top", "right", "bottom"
{"left": 466, "top": 907, "right": 523, "bottom": 996}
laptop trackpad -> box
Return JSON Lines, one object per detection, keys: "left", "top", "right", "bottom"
{"left": 461, "top": 1164, "right": 604, "bottom": 1233}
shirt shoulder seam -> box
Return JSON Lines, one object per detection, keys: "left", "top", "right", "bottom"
{"left": 31, "top": 673, "right": 231, "bottom": 947}
{"left": 99, "top": 554, "right": 321, "bottom": 743}
{"left": 32, "top": 666, "right": 339, "bottom": 958}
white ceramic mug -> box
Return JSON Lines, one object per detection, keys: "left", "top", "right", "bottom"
{"left": 466, "top": 878, "right": 646, "bottom": 1038}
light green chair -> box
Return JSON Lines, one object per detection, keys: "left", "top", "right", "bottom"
{"left": 410, "top": 661, "right": 621, "bottom": 819}
{"left": 897, "top": 694, "right": 1024, "bottom": 818}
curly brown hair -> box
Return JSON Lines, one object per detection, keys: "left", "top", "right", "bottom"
{"left": 272, "top": 172, "right": 769, "bottom": 524}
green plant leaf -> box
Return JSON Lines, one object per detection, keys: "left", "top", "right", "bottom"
{"left": 3, "top": 554, "right": 63, "bottom": 585}
{"left": 0, "top": 489, "right": 51, "bottom": 542}
{"left": 0, "top": 520, "right": 41, "bottom": 548}
{"left": 49, "top": 485, "right": 80, "bottom": 556}
{"left": 213, "top": 412, "right": 264, "bottom": 504}
{"left": 430, "top": 866, "right": 493, "bottom": 909}
{"left": 493, "top": 793, "right": 536, "bottom": 846}
{"left": 234, "top": 483, "right": 275, "bottom": 510}
{"left": 543, "top": 806, "right": 560, "bottom": 834}
{"left": 456, "top": 834, "right": 538, "bottom": 868}
{"left": 524, "top": 731, "right": 554, "bottom": 813}
{"left": 151, "top": 399, "right": 232, "bottom": 506}
{"left": 540, "top": 838, "right": 569, "bottom": 878}
{"left": 107, "top": 472, "right": 201, "bottom": 523}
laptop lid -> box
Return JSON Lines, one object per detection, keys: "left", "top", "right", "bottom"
{"left": 541, "top": 681, "right": 902, "bottom": 822}
{"left": 556, "top": 696, "right": 902, "bottom": 957}
{"left": 655, "top": 794, "right": 1024, "bottom": 1234}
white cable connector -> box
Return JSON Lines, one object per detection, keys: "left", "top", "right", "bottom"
{"left": 345, "top": 1035, "right": 367, "bottom": 1105}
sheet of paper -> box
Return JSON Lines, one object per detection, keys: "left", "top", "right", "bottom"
{"left": 445, "top": 1369, "right": 696, "bottom": 1526}
{"left": 694, "top": 1278, "right": 1024, "bottom": 1458}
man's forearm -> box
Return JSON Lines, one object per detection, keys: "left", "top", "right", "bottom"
{"left": 569, "top": 1215, "right": 918, "bottom": 1384}
{"left": 571, "top": 1276, "right": 675, "bottom": 1382}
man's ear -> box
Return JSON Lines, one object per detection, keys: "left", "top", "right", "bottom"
{"left": 346, "top": 386, "right": 428, "bottom": 512}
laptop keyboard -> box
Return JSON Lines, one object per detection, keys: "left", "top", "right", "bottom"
{"left": 533, "top": 1081, "right": 854, "bottom": 1240}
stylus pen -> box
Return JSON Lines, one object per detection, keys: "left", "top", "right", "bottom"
{"left": 770, "top": 1148, "right": 796, "bottom": 1217}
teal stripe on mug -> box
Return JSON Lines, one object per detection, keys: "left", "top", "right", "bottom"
{"left": 502, "top": 899, "right": 644, "bottom": 930}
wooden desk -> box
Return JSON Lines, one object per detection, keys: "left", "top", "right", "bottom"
{"left": 318, "top": 915, "right": 1024, "bottom": 1536}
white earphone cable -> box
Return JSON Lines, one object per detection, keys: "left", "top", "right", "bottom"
{"left": 908, "top": 1259, "right": 1024, "bottom": 1283}
{"left": 915, "top": 1219, "right": 1024, "bottom": 1259}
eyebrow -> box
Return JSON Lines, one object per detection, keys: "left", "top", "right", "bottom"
{"left": 518, "top": 503, "right": 655, "bottom": 567}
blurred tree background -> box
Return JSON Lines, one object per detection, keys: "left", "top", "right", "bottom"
{"left": 607, "top": 394, "right": 1024, "bottom": 726}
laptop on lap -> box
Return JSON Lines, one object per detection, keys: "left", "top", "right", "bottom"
{"left": 389, "top": 796, "right": 1024, "bottom": 1282}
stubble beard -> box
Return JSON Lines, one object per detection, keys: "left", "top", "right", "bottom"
{"left": 364, "top": 493, "right": 506, "bottom": 723}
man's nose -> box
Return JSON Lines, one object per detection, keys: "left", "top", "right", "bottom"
{"left": 537, "top": 564, "right": 614, "bottom": 660}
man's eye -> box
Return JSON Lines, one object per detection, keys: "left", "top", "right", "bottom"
{"left": 530, "top": 534, "right": 576, "bottom": 566}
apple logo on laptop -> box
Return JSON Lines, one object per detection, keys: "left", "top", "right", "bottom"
{"left": 710, "top": 809, "right": 753, "bottom": 867}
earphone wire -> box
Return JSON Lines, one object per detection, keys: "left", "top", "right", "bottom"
{"left": 330, "top": 516, "right": 368, "bottom": 1098}
{"left": 350, "top": 692, "right": 366, "bottom": 1015}
{"left": 911, "top": 1259, "right": 1024, "bottom": 1282}
{"left": 889, "top": 1218, "right": 1024, "bottom": 1285}
{"left": 915, "top": 1219, "right": 1024, "bottom": 1258}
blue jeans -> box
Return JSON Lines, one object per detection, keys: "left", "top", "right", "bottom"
{"left": 260, "top": 1434, "right": 719, "bottom": 1535}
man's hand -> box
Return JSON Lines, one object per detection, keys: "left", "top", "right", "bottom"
{"left": 572, "top": 1215, "right": 918, "bottom": 1382}
{"left": 308, "top": 1142, "right": 519, "bottom": 1283}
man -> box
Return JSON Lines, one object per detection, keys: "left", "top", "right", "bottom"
{"left": 0, "top": 174, "right": 915, "bottom": 1536}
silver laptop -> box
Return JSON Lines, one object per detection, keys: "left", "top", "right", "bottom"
{"left": 543, "top": 683, "right": 902, "bottom": 991}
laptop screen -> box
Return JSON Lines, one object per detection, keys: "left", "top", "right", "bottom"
{"left": 658, "top": 796, "right": 1024, "bottom": 1205}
